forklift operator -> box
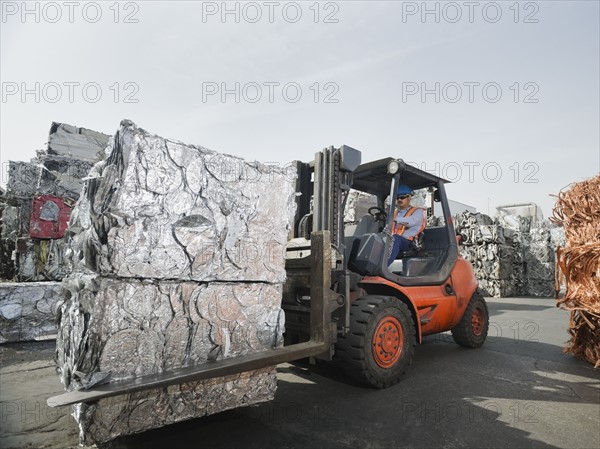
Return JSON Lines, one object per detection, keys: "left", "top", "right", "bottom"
{"left": 387, "top": 184, "right": 427, "bottom": 265}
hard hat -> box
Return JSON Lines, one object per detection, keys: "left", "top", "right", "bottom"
{"left": 397, "top": 184, "right": 413, "bottom": 196}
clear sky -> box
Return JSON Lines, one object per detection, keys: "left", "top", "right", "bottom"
{"left": 1, "top": 1, "right": 598, "bottom": 219}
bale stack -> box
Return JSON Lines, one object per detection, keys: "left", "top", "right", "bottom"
{"left": 454, "top": 212, "right": 516, "bottom": 297}
{"left": 497, "top": 215, "right": 531, "bottom": 295}
{"left": 0, "top": 124, "right": 110, "bottom": 282}
{"left": 0, "top": 281, "right": 63, "bottom": 342}
{"left": 1, "top": 123, "right": 110, "bottom": 344}
{"left": 523, "top": 225, "right": 556, "bottom": 297}
{"left": 37, "top": 122, "right": 109, "bottom": 201}
{"left": 552, "top": 174, "right": 600, "bottom": 367}
{"left": 1, "top": 162, "right": 38, "bottom": 278}
{"left": 344, "top": 190, "right": 378, "bottom": 223}
{"left": 57, "top": 120, "right": 296, "bottom": 445}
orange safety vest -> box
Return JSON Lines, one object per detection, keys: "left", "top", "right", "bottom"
{"left": 392, "top": 206, "right": 426, "bottom": 240}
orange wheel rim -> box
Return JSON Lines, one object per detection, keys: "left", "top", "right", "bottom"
{"left": 472, "top": 307, "right": 484, "bottom": 336}
{"left": 373, "top": 316, "right": 403, "bottom": 368}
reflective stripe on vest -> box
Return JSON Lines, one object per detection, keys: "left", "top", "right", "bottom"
{"left": 392, "top": 206, "right": 426, "bottom": 240}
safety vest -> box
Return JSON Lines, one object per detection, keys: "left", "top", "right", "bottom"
{"left": 392, "top": 206, "right": 426, "bottom": 240}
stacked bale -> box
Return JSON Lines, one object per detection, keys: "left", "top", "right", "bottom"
{"left": 0, "top": 123, "right": 110, "bottom": 344}
{"left": 454, "top": 212, "right": 516, "bottom": 297}
{"left": 453, "top": 211, "right": 563, "bottom": 298}
{"left": 57, "top": 120, "right": 296, "bottom": 445}
{"left": 5, "top": 160, "right": 40, "bottom": 198}
{"left": 37, "top": 122, "right": 109, "bottom": 201}
{"left": 1, "top": 124, "right": 110, "bottom": 282}
{"left": 497, "top": 215, "right": 531, "bottom": 295}
{"left": 1, "top": 162, "right": 38, "bottom": 278}
{"left": 0, "top": 281, "right": 62, "bottom": 342}
{"left": 524, "top": 225, "right": 556, "bottom": 297}
{"left": 552, "top": 174, "right": 600, "bottom": 367}
{"left": 344, "top": 190, "right": 378, "bottom": 224}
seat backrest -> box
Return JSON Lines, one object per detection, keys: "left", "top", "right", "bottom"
{"left": 344, "top": 215, "right": 381, "bottom": 270}
{"left": 354, "top": 215, "right": 379, "bottom": 236}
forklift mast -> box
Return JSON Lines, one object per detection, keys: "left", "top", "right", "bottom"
{"left": 283, "top": 146, "right": 362, "bottom": 347}
{"left": 292, "top": 145, "right": 362, "bottom": 246}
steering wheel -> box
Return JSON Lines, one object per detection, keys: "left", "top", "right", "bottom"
{"left": 368, "top": 206, "right": 387, "bottom": 220}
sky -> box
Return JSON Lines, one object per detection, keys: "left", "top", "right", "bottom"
{"left": 1, "top": 0, "right": 599, "bottom": 219}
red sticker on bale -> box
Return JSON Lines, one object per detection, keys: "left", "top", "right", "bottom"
{"left": 29, "top": 195, "right": 71, "bottom": 239}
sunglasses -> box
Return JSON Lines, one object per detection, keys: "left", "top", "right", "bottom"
{"left": 397, "top": 194, "right": 411, "bottom": 200}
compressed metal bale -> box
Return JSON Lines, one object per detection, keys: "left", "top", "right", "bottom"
{"left": 47, "top": 122, "right": 110, "bottom": 163}
{"left": 344, "top": 190, "right": 378, "bottom": 223}
{"left": 0, "top": 238, "right": 15, "bottom": 279}
{"left": 55, "top": 120, "right": 294, "bottom": 443}
{"left": 67, "top": 120, "right": 296, "bottom": 283}
{"left": 0, "top": 281, "right": 62, "bottom": 342}
{"left": 6, "top": 161, "right": 40, "bottom": 198}
{"left": 456, "top": 212, "right": 517, "bottom": 297}
{"left": 73, "top": 368, "right": 276, "bottom": 445}
{"left": 2, "top": 198, "right": 34, "bottom": 237}
{"left": 37, "top": 121, "right": 110, "bottom": 200}
{"left": 477, "top": 279, "right": 516, "bottom": 298}
{"left": 36, "top": 155, "right": 96, "bottom": 201}
{"left": 56, "top": 275, "right": 284, "bottom": 444}
{"left": 1, "top": 205, "right": 20, "bottom": 239}
{"left": 498, "top": 214, "right": 532, "bottom": 233}
{"left": 552, "top": 174, "right": 600, "bottom": 366}
{"left": 455, "top": 211, "right": 562, "bottom": 297}
{"left": 13, "top": 238, "right": 68, "bottom": 282}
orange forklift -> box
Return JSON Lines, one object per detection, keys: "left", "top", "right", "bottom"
{"left": 49, "top": 145, "right": 489, "bottom": 406}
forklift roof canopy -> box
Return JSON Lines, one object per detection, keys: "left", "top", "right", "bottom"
{"left": 351, "top": 157, "right": 449, "bottom": 197}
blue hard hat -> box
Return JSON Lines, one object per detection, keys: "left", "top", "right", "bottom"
{"left": 397, "top": 184, "right": 413, "bottom": 196}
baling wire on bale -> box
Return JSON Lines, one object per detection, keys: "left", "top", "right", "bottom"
{"left": 551, "top": 174, "right": 600, "bottom": 367}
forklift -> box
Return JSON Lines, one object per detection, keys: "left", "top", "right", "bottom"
{"left": 49, "top": 145, "right": 489, "bottom": 406}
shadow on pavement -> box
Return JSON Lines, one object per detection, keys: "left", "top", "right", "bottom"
{"left": 488, "top": 301, "right": 556, "bottom": 313}
{"left": 103, "top": 336, "right": 599, "bottom": 449}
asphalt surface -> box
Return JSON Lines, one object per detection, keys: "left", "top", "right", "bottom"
{"left": 1, "top": 296, "right": 599, "bottom": 449}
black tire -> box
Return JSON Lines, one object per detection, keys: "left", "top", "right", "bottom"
{"left": 451, "top": 290, "right": 489, "bottom": 348}
{"left": 336, "top": 295, "right": 416, "bottom": 389}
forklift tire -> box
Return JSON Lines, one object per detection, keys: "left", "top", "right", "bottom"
{"left": 336, "top": 295, "right": 416, "bottom": 389}
{"left": 451, "top": 290, "right": 489, "bottom": 348}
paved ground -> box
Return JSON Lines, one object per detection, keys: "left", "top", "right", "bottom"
{"left": 1, "top": 296, "right": 599, "bottom": 449}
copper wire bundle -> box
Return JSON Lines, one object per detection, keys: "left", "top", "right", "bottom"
{"left": 552, "top": 174, "right": 600, "bottom": 367}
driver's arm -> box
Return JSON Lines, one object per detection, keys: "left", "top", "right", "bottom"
{"left": 395, "top": 209, "right": 424, "bottom": 229}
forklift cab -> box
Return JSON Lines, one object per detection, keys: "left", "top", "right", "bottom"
{"left": 345, "top": 158, "right": 458, "bottom": 287}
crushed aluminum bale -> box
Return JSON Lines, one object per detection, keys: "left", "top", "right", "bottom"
{"left": 1, "top": 204, "right": 20, "bottom": 239}
{"left": 36, "top": 156, "right": 97, "bottom": 201}
{"left": 0, "top": 238, "right": 15, "bottom": 279}
{"left": 57, "top": 275, "right": 284, "bottom": 444}
{"left": 47, "top": 122, "right": 111, "bottom": 163}
{"left": 1, "top": 197, "right": 33, "bottom": 238}
{"left": 56, "top": 120, "right": 294, "bottom": 444}
{"left": 73, "top": 367, "right": 276, "bottom": 446}
{"left": 455, "top": 212, "right": 517, "bottom": 297}
{"left": 36, "top": 122, "right": 109, "bottom": 201}
{"left": 344, "top": 190, "right": 378, "bottom": 223}
{"left": 67, "top": 119, "right": 296, "bottom": 283}
{"left": 0, "top": 281, "right": 62, "bottom": 343}
{"left": 14, "top": 238, "right": 67, "bottom": 282}
{"left": 454, "top": 211, "right": 563, "bottom": 298}
{"left": 6, "top": 161, "right": 40, "bottom": 198}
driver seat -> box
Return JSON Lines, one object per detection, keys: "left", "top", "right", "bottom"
{"left": 344, "top": 214, "right": 381, "bottom": 271}
{"left": 354, "top": 214, "right": 380, "bottom": 236}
